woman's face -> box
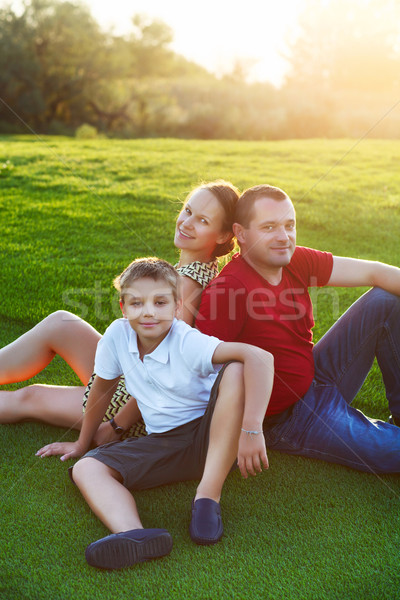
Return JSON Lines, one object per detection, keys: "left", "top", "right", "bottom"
{"left": 174, "top": 189, "right": 230, "bottom": 259}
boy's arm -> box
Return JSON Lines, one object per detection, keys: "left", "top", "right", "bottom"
{"left": 93, "top": 395, "right": 142, "bottom": 447}
{"left": 212, "top": 342, "right": 274, "bottom": 478}
{"left": 36, "top": 376, "right": 120, "bottom": 461}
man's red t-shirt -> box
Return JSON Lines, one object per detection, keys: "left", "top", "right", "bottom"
{"left": 196, "top": 247, "right": 333, "bottom": 415}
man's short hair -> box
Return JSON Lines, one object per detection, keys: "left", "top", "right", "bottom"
{"left": 114, "top": 257, "right": 179, "bottom": 303}
{"left": 235, "top": 184, "right": 289, "bottom": 228}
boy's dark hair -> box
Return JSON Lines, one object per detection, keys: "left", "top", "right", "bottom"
{"left": 235, "top": 184, "right": 289, "bottom": 228}
{"left": 114, "top": 257, "right": 179, "bottom": 303}
{"left": 185, "top": 180, "right": 240, "bottom": 258}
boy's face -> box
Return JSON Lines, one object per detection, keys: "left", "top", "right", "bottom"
{"left": 120, "top": 277, "right": 180, "bottom": 353}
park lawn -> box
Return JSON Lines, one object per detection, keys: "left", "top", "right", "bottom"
{"left": 0, "top": 136, "right": 399, "bottom": 600}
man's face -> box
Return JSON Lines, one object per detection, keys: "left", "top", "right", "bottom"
{"left": 235, "top": 196, "right": 296, "bottom": 272}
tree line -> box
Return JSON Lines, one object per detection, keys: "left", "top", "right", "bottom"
{"left": 1, "top": 0, "right": 400, "bottom": 139}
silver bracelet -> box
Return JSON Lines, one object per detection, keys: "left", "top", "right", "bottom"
{"left": 241, "top": 428, "right": 263, "bottom": 435}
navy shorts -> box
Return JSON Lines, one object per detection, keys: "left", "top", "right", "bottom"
{"left": 81, "top": 364, "right": 229, "bottom": 490}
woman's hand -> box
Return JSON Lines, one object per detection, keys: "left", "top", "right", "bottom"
{"left": 237, "top": 431, "right": 269, "bottom": 478}
{"left": 36, "top": 440, "right": 86, "bottom": 462}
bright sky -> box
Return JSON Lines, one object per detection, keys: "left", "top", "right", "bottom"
{"left": 84, "top": 0, "right": 306, "bottom": 86}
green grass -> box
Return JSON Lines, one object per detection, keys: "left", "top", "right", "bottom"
{"left": 0, "top": 136, "right": 399, "bottom": 599}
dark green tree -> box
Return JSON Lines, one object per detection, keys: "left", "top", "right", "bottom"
{"left": 0, "top": 0, "right": 108, "bottom": 131}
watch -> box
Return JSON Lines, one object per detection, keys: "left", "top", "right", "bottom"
{"left": 109, "top": 417, "right": 125, "bottom": 435}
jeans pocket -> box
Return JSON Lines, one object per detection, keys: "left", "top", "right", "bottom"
{"left": 263, "top": 402, "right": 301, "bottom": 449}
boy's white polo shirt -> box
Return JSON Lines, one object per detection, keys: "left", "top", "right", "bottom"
{"left": 94, "top": 318, "right": 222, "bottom": 434}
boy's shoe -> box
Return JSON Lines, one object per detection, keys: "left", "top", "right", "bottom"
{"left": 189, "top": 498, "right": 223, "bottom": 545}
{"left": 85, "top": 528, "right": 173, "bottom": 570}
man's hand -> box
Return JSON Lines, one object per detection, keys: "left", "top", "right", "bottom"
{"left": 92, "top": 421, "right": 121, "bottom": 447}
{"left": 237, "top": 431, "right": 269, "bottom": 478}
{"left": 36, "top": 441, "right": 86, "bottom": 462}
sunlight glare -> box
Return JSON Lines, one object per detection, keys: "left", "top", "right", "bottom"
{"left": 85, "top": 0, "right": 305, "bottom": 85}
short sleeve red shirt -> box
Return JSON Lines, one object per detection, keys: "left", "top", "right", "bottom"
{"left": 196, "top": 246, "right": 333, "bottom": 415}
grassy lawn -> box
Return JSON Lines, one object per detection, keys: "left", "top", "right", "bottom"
{"left": 0, "top": 136, "right": 399, "bottom": 600}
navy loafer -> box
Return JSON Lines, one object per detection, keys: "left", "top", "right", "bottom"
{"left": 189, "top": 498, "right": 223, "bottom": 545}
{"left": 85, "top": 528, "right": 173, "bottom": 569}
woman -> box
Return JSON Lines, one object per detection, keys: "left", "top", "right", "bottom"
{"left": 0, "top": 180, "right": 239, "bottom": 446}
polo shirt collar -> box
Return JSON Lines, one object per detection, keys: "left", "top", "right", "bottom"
{"left": 127, "top": 319, "right": 176, "bottom": 364}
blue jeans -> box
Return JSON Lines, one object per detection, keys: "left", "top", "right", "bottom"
{"left": 263, "top": 287, "right": 400, "bottom": 473}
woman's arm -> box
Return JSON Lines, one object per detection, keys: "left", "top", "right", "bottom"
{"left": 178, "top": 276, "right": 203, "bottom": 325}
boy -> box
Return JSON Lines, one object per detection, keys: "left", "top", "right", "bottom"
{"left": 41, "top": 257, "right": 273, "bottom": 570}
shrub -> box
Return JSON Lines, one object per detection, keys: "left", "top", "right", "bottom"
{"left": 75, "top": 123, "right": 98, "bottom": 139}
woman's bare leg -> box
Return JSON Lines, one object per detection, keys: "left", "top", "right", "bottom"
{"left": 0, "top": 310, "right": 101, "bottom": 385}
{"left": 0, "top": 310, "right": 101, "bottom": 426}
{"left": 0, "top": 385, "right": 85, "bottom": 428}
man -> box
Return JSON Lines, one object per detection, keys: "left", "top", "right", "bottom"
{"left": 196, "top": 184, "right": 400, "bottom": 473}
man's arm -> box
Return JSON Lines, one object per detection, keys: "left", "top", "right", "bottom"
{"left": 328, "top": 256, "right": 400, "bottom": 295}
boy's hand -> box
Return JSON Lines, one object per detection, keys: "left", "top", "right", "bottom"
{"left": 36, "top": 441, "right": 86, "bottom": 462}
{"left": 92, "top": 421, "right": 121, "bottom": 447}
{"left": 237, "top": 431, "right": 269, "bottom": 478}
